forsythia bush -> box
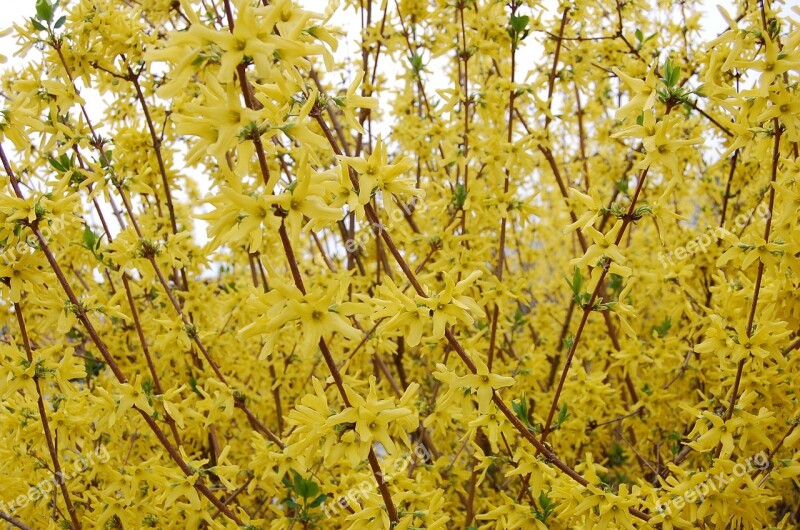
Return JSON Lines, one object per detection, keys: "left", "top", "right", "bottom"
{"left": 1, "top": 0, "right": 799, "bottom": 527}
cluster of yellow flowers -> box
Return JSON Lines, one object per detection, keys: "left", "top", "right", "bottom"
{"left": 1, "top": 0, "right": 799, "bottom": 528}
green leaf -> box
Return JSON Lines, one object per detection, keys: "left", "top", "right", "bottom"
{"left": 512, "top": 397, "right": 527, "bottom": 420}
{"left": 653, "top": 316, "right": 671, "bottom": 337}
{"left": 634, "top": 28, "right": 643, "bottom": 43}
{"left": 662, "top": 58, "right": 680, "bottom": 87}
{"left": 608, "top": 443, "right": 628, "bottom": 467}
{"left": 572, "top": 266, "right": 582, "bottom": 295}
{"left": 575, "top": 292, "right": 590, "bottom": 308}
{"left": 31, "top": 17, "right": 47, "bottom": 31}
{"left": 592, "top": 299, "right": 616, "bottom": 312}
{"left": 82, "top": 224, "right": 101, "bottom": 252}
{"left": 564, "top": 267, "right": 583, "bottom": 297}
{"left": 553, "top": 403, "right": 569, "bottom": 429}
{"left": 534, "top": 490, "right": 557, "bottom": 522}
{"left": 59, "top": 153, "right": 72, "bottom": 171}
{"left": 453, "top": 183, "right": 468, "bottom": 209}
{"left": 292, "top": 472, "right": 319, "bottom": 499}
{"left": 508, "top": 14, "right": 530, "bottom": 49}
{"left": 309, "top": 494, "right": 327, "bottom": 508}
{"left": 632, "top": 205, "right": 653, "bottom": 220}
{"left": 510, "top": 14, "right": 529, "bottom": 33}
{"left": 83, "top": 352, "right": 104, "bottom": 378}
{"left": 35, "top": 0, "right": 54, "bottom": 22}
{"left": 48, "top": 156, "right": 65, "bottom": 172}
{"left": 608, "top": 273, "right": 623, "bottom": 293}
{"left": 54, "top": 15, "right": 66, "bottom": 29}
{"left": 99, "top": 149, "right": 113, "bottom": 169}
{"left": 188, "top": 375, "right": 202, "bottom": 397}
{"left": 408, "top": 53, "right": 424, "bottom": 74}
{"left": 512, "top": 394, "right": 537, "bottom": 432}
{"left": 667, "top": 431, "right": 682, "bottom": 455}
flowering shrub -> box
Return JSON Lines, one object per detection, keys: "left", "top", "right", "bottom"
{"left": 1, "top": 0, "right": 799, "bottom": 528}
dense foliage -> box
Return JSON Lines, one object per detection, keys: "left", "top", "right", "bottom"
{"left": 1, "top": 0, "right": 800, "bottom": 528}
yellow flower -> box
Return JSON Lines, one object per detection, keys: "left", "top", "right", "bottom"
{"left": 156, "top": 317, "right": 193, "bottom": 352}
{"left": 477, "top": 491, "right": 548, "bottom": 529}
{"left": 504, "top": 448, "right": 553, "bottom": 499}
{"left": 729, "top": 320, "right": 791, "bottom": 363}
{"left": 268, "top": 155, "right": 343, "bottom": 240}
{"left": 373, "top": 276, "right": 428, "bottom": 345}
{"left": 612, "top": 63, "right": 658, "bottom": 120}
{"left": 241, "top": 278, "right": 366, "bottom": 358}
{"left": 339, "top": 136, "right": 417, "bottom": 219}
{"left": 610, "top": 278, "right": 638, "bottom": 339}
{"left": 734, "top": 34, "right": 800, "bottom": 93}
{"left": 0, "top": 345, "right": 36, "bottom": 399}
{"left": 570, "top": 221, "right": 631, "bottom": 277}
{"left": 0, "top": 251, "right": 48, "bottom": 302}
{"left": 450, "top": 359, "right": 514, "bottom": 414}
{"left": 717, "top": 231, "right": 784, "bottom": 270}
{"left": 171, "top": 76, "right": 261, "bottom": 164}
{"left": 326, "top": 377, "right": 418, "bottom": 458}
{"left": 160, "top": 385, "right": 189, "bottom": 430}
{"left": 198, "top": 186, "right": 278, "bottom": 253}
{"left": 564, "top": 186, "right": 606, "bottom": 233}
{"left": 196, "top": 378, "right": 235, "bottom": 427}
{"left": 117, "top": 374, "right": 154, "bottom": 416}
{"left": 687, "top": 411, "right": 744, "bottom": 459}
{"left": 649, "top": 506, "right": 693, "bottom": 530}
{"left": 326, "top": 164, "right": 363, "bottom": 216}
{"left": 417, "top": 271, "right": 484, "bottom": 340}
{"left": 161, "top": 471, "right": 201, "bottom": 509}
{"left": 614, "top": 112, "right": 703, "bottom": 175}
{"left": 336, "top": 71, "right": 378, "bottom": 134}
